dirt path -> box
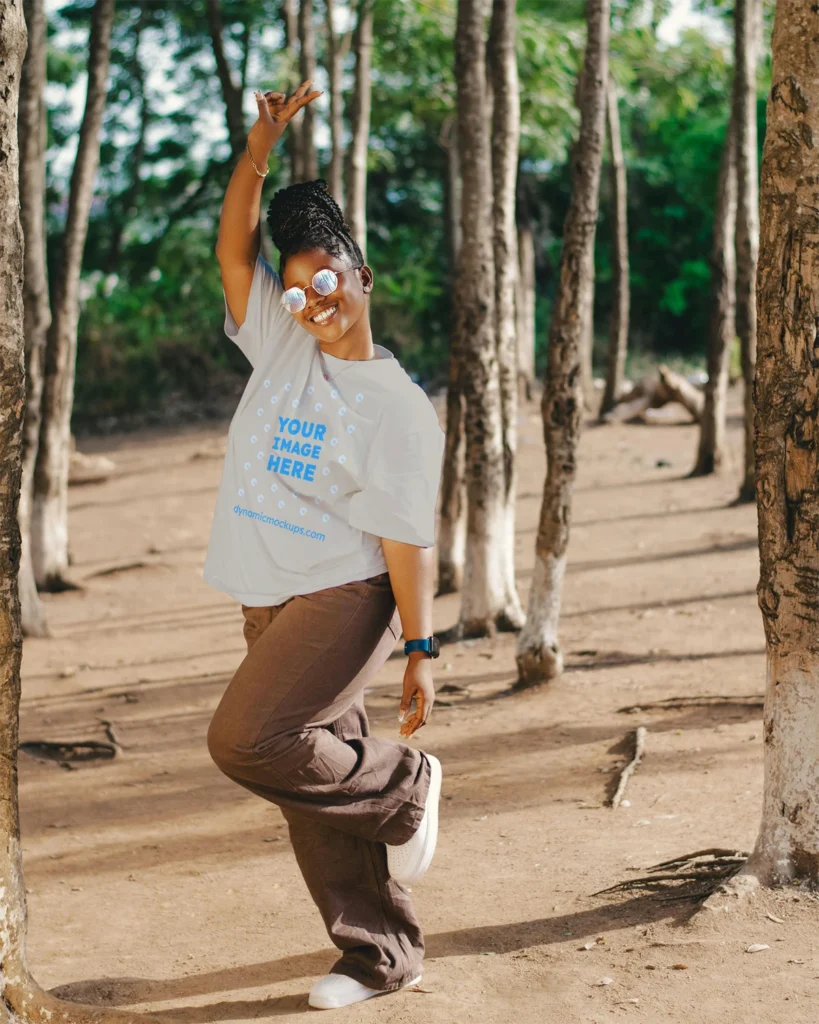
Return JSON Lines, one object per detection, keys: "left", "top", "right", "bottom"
{"left": 19, "top": 386, "right": 819, "bottom": 1024}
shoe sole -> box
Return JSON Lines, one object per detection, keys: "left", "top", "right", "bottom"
{"left": 308, "top": 973, "right": 423, "bottom": 1009}
{"left": 402, "top": 753, "right": 442, "bottom": 885}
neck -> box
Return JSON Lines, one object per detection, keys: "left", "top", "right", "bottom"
{"left": 318, "top": 313, "right": 374, "bottom": 361}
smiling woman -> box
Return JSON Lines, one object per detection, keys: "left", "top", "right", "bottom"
{"left": 206, "top": 84, "right": 446, "bottom": 1012}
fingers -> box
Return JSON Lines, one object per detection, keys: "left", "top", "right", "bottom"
{"left": 399, "top": 690, "right": 431, "bottom": 738}
{"left": 295, "top": 89, "right": 323, "bottom": 111}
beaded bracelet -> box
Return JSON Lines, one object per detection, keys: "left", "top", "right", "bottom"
{"left": 246, "top": 140, "right": 269, "bottom": 178}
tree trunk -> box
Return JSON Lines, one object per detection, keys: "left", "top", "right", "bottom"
{"left": 515, "top": 0, "right": 609, "bottom": 686}
{"left": 599, "top": 73, "right": 629, "bottom": 419}
{"left": 437, "top": 114, "right": 465, "bottom": 595}
{"left": 690, "top": 115, "right": 737, "bottom": 477}
{"left": 17, "top": 0, "right": 51, "bottom": 638}
{"left": 345, "top": 0, "right": 373, "bottom": 257}
{"left": 734, "top": 0, "right": 761, "bottom": 503}
{"left": 206, "top": 0, "right": 246, "bottom": 157}
{"left": 515, "top": 169, "right": 536, "bottom": 403}
{"left": 449, "top": 0, "right": 517, "bottom": 637}
{"left": 282, "top": 0, "right": 304, "bottom": 183}
{"left": 324, "top": 0, "right": 345, "bottom": 205}
{"left": 733, "top": 0, "right": 819, "bottom": 890}
{"left": 0, "top": 11, "right": 150, "bottom": 1021}
{"left": 298, "top": 0, "right": 319, "bottom": 181}
{"left": 487, "top": 0, "right": 524, "bottom": 629}
{"left": 31, "top": 0, "right": 116, "bottom": 592}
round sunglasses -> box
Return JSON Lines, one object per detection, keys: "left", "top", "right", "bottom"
{"left": 280, "top": 265, "right": 363, "bottom": 315}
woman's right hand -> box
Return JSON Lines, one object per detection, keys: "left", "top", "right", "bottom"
{"left": 249, "top": 80, "right": 323, "bottom": 157}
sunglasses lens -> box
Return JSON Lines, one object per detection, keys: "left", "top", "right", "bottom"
{"left": 313, "top": 269, "right": 338, "bottom": 296}
{"left": 282, "top": 288, "right": 306, "bottom": 313}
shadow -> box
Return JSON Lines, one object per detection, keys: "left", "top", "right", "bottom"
{"left": 48, "top": 893, "right": 689, "bottom": 1018}
{"left": 573, "top": 502, "right": 743, "bottom": 528}
{"left": 513, "top": 537, "right": 758, "bottom": 578}
{"left": 70, "top": 484, "right": 218, "bottom": 513}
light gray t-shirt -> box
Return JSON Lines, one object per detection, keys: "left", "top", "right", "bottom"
{"left": 203, "top": 253, "right": 446, "bottom": 606}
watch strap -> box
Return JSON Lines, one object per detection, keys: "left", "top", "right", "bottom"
{"left": 404, "top": 636, "right": 440, "bottom": 658}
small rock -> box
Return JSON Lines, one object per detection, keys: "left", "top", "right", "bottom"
{"left": 746, "top": 944, "right": 769, "bottom": 953}
{"left": 766, "top": 913, "right": 785, "bottom": 924}
{"left": 59, "top": 666, "right": 77, "bottom": 679}
{"left": 621, "top": 799, "right": 631, "bottom": 807}
{"left": 671, "top": 964, "right": 688, "bottom": 970}
{"left": 596, "top": 977, "right": 614, "bottom": 986}
{"left": 635, "top": 819, "right": 651, "bottom": 826}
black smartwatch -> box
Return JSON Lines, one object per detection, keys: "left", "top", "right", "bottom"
{"left": 404, "top": 636, "right": 440, "bottom": 658}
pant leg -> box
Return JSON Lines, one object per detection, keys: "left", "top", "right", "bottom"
{"left": 215, "top": 574, "right": 427, "bottom": 990}
{"left": 207, "top": 572, "right": 431, "bottom": 845}
{"left": 281, "top": 700, "right": 425, "bottom": 992}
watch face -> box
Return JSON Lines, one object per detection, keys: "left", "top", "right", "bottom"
{"left": 431, "top": 636, "right": 440, "bottom": 658}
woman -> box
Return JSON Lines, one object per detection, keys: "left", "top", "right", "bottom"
{"left": 203, "top": 81, "right": 446, "bottom": 1011}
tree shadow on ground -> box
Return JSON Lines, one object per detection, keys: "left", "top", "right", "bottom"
{"left": 50, "top": 892, "right": 691, "bottom": 1022}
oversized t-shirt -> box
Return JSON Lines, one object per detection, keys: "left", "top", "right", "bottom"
{"left": 202, "top": 253, "right": 446, "bottom": 607}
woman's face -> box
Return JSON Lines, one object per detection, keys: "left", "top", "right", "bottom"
{"left": 283, "top": 248, "right": 373, "bottom": 344}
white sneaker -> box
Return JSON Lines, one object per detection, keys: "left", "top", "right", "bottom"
{"left": 386, "top": 752, "right": 442, "bottom": 885}
{"left": 307, "top": 971, "right": 422, "bottom": 1009}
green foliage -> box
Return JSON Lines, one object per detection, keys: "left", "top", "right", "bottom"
{"left": 41, "top": 0, "right": 771, "bottom": 426}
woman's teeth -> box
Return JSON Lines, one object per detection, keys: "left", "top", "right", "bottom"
{"left": 311, "top": 304, "right": 338, "bottom": 325}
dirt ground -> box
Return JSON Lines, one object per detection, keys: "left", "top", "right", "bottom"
{"left": 18, "top": 383, "right": 819, "bottom": 1024}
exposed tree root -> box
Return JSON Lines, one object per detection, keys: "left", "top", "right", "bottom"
{"left": 4, "top": 980, "right": 155, "bottom": 1023}
{"left": 592, "top": 848, "right": 748, "bottom": 903}
{"left": 19, "top": 739, "right": 118, "bottom": 768}
{"left": 609, "top": 726, "right": 646, "bottom": 807}
{"left": 618, "top": 694, "right": 763, "bottom": 715}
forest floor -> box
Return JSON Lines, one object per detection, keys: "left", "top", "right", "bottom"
{"left": 19, "top": 383, "right": 819, "bottom": 1024}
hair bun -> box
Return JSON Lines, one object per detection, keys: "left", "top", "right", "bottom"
{"left": 267, "top": 178, "right": 356, "bottom": 260}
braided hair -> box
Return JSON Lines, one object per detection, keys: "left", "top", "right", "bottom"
{"left": 266, "top": 179, "right": 364, "bottom": 278}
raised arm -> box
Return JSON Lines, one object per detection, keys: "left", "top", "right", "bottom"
{"left": 215, "top": 81, "right": 322, "bottom": 329}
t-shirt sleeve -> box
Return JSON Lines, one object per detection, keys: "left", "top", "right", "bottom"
{"left": 348, "top": 390, "right": 446, "bottom": 548}
{"left": 223, "top": 253, "right": 290, "bottom": 368}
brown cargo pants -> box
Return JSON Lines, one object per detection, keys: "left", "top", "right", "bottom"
{"left": 206, "top": 570, "right": 432, "bottom": 992}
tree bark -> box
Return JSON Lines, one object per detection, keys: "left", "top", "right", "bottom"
{"left": 487, "top": 0, "right": 524, "bottom": 629}
{"left": 734, "top": 0, "right": 761, "bottom": 503}
{"left": 0, "top": 10, "right": 150, "bottom": 1020}
{"left": 324, "top": 0, "right": 345, "bottom": 205}
{"left": 737, "top": 0, "right": 819, "bottom": 889}
{"left": 31, "top": 0, "right": 116, "bottom": 591}
{"left": 206, "top": 0, "right": 246, "bottom": 157}
{"left": 345, "top": 0, "right": 373, "bottom": 257}
{"left": 691, "top": 115, "right": 737, "bottom": 477}
{"left": 515, "top": 169, "right": 536, "bottom": 403}
{"left": 449, "top": 0, "right": 518, "bottom": 636}
{"left": 282, "top": 0, "right": 304, "bottom": 183}
{"left": 599, "top": 73, "right": 629, "bottom": 419}
{"left": 298, "top": 0, "right": 319, "bottom": 181}
{"left": 515, "top": 0, "right": 609, "bottom": 685}
{"left": 17, "top": 0, "right": 51, "bottom": 637}
{"left": 437, "top": 114, "right": 465, "bottom": 595}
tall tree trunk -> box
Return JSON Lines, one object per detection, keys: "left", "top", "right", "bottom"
{"left": 282, "top": 0, "right": 304, "bottom": 183}
{"left": 437, "top": 114, "right": 465, "bottom": 595}
{"left": 345, "top": 0, "right": 373, "bottom": 257}
{"left": 31, "top": 0, "right": 116, "bottom": 592}
{"left": 515, "top": 169, "right": 536, "bottom": 403}
{"left": 734, "top": 0, "right": 761, "bottom": 503}
{"left": 206, "top": 0, "right": 246, "bottom": 157}
{"left": 690, "top": 115, "right": 737, "bottom": 477}
{"left": 107, "top": 0, "right": 149, "bottom": 268}
{"left": 487, "top": 0, "right": 524, "bottom": 629}
{"left": 515, "top": 0, "right": 609, "bottom": 685}
{"left": 449, "top": 0, "right": 517, "bottom": 637}
{"left": 17, "top": 0, "right": 51, "bottom": 637}
{"left": 733, "top": 0, "right": 819, "bottom": 890}
{"left": 324, "top": 0, "right": 345, "bottom": 205}
{"left": 1, "top": 11, "right": 149, "bottom": 1021}
{"left": 298, "top": 0, "right": 319, "bottom": 181}
{"left": 599, "top": 74, "right": 629, "bottom": 419}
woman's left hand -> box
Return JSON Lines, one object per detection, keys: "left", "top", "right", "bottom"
{"left": 398, "top": 655, "right": 435, "bottom": 738}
